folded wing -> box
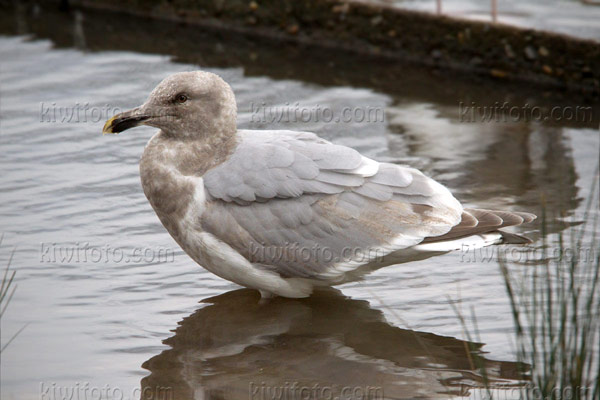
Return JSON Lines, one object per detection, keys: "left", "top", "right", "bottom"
{"left": 201, "top": 130, "right": 465, "bottom": 280}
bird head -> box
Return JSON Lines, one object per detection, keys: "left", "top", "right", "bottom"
{"left": 102, "top": 71, "right": 237, "bottom": 138}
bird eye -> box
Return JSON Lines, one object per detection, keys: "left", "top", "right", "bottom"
{"left": 175, "top": 94, "right": 188, "bottom": 104}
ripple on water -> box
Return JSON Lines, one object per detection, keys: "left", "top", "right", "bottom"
{"left": 0, "top": 35, "right": 597, "bottom": 399}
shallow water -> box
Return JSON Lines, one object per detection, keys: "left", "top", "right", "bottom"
{"left": 1, "top": 6, "right": 599, "bottom": 400}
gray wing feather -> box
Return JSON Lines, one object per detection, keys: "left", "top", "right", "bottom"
{"left": 204, "top": 130, "right": 368, "bottom": 203}
{"left": 201, "top": 130, "right": 463, "bottom": 280}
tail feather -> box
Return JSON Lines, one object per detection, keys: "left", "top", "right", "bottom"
{"left": 499, "top": 231, "right": 533, "bottom": 244}
{"left": 422, "top": 208, "right": 537, "bottom": 244}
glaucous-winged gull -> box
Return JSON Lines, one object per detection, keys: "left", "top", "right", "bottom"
{"left": 103, "top": 71, "right": 535, "bottom": 298}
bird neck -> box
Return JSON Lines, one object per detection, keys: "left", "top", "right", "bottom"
{"left": 146, "top": 130, "right": 238, "bottom": 176}
{"left": 139, "top": 130, "right": 238, "bottom": 226}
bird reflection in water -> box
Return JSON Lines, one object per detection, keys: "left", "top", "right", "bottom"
{"left": 141, "top": 289, "right": 525, "bottom": 399}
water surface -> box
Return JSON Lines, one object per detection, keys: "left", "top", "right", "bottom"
{"left": 1, "top": 7, "right": 599, "bottom": 400}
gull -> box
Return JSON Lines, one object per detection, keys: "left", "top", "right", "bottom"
{"left": 103, "top": 71, "right": 536, "bottom": 298}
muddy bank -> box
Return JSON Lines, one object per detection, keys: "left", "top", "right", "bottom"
{"left": 54, "top": 0, "right": 600, "bottom": 97}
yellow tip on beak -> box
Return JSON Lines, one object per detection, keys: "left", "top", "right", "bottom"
{"left": 102, "top": 108, "right": 150, "bottom": 135}
{"left": 102, "top": 115, "right": 118, "bottom": 135}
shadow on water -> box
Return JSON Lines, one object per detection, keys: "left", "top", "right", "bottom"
{"left": 141, "top": 289, "right": 525, "bottom": 399}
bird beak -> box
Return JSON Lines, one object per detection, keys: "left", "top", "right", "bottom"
{"left": 102, "top": 107, "right": 150, "bottom": 134}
